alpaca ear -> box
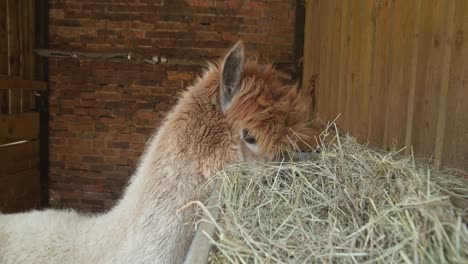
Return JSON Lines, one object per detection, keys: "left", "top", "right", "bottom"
{"left": 220, "top": 41, "right": 245, "bottom": 113}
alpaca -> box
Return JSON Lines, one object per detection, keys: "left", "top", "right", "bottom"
{"left": 0, "top": 41, "right": 312, "bottom": 264}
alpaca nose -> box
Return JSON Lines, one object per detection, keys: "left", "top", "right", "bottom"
{"left": 278, "top": 151, "right": 317, "bottom": 162}
{"left": 292, "top": 151, "right": 317, "bottom": 162}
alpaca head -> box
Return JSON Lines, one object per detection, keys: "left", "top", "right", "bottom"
{"left": 218, "top": 41, "right": 312, "bottom": 163}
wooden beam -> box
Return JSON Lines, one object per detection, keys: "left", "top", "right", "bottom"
{"left": 0, "top": 75, "right": 47, "bottom": 90}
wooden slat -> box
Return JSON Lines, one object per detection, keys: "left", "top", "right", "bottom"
{"left": 7, "top": 0, "right": 20, "bottom": 77}
{"left": 0, "top": 167, "right": 40, "bottom": 213}
{"left": 336, "top": 0, "right": 351, "bottom": 128}
{"left": 35, "top": 0, "right": 48, "bottom": 81}
{"left": 385, "top": 0, "right": 421, "bottom": 150}
{"left": 328, "top": 0, "right": 342, "bottom": 125}
{"left": 368, "top": 0, "right": 393, "bottom": 147}
{"left": 354, "top": 0, "right": 374, "bottom": 141}
{"left": 317, "top": 0, "right": 331, "bottom": 124}
{"left": 411, "top": 0, "right": 448, "bottom": 160}
{"left": 442, "top": 0, "right": 468, "bottom": 171}
{"left": 0, "top": 89, "right": 6, "bottom": 114}
{"left": 29, "top": 0, "right": 36, "bottom": 80}
{"left": 321, "top": 0, "right": 342, "bottom": 124}
{"left": 433, "top": 0, "right": 456, "bottom": 168}
{"left": 0, "top": 0, "right": 8, "bottom": 75}
{"left": 403, "top": 0, "right": 422, "bottom": 155}
{"left": 343, "top": 0, "right": 364, "bottom": 136}
{"left": 9, "top": 87, "right": 21, "bottom": 114}
{"left": 0, "top": 112, "right": 39, "bottom": 145}
{"left": 17, "top": 0, "right": 24, "bottom": 79}
{"left": 302, "top": 0, "right": 321, "bottom": 113}
{"left": 0, "top": 75, "right": 47, "bottom": 90}
{"left": 19, "top": 0, "right": 35, "bottom": 80}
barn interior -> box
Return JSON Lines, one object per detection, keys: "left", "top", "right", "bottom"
{"left": 0, "top": 1, "right": 467, "bottom": 263}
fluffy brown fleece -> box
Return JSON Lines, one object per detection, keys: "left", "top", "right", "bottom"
{"left": 188, "top": 60, "right": 312, "bottom": 161}
{"left": 0, "top": 41, "right": 315, "bottom": 264}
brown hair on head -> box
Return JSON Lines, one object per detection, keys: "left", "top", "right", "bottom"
{"left": 225, "top": 61, "right": 312, "bottom": 158}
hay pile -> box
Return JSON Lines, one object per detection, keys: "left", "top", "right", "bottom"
{"left": 205, "top": 130, "right": 468, "bottom": 264}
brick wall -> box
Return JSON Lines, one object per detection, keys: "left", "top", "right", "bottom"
{"left": 48, "top": 0, "right": 297, "bottom": 212}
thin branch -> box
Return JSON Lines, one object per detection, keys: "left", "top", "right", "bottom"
{"left": 33, "top": 49, "right": 207, "bottom": 65}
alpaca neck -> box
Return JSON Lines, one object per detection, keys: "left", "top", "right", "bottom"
{"left": 95, "top": 127, "right": 207, "bottom": 263}
{"left": 109, "top": 129, "right": 206, "bottom": 225}
{"left": 97, "top": 81, "right": 234, "bottom": 262}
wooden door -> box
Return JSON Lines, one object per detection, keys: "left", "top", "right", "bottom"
{"left": 0, "top": 0, "right": 47, "bottom": 213}
{"left": 0, "top": 77, "right": 46, "bottom": 213}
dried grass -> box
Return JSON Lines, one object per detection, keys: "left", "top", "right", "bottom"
{"left": 205, "top": 128, "right": 468, "bottom": 264}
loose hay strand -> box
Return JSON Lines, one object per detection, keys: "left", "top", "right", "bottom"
{"left": 205, "top": 130, "right": 468, "bottom": 264}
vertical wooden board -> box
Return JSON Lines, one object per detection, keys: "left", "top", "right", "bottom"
{"left": 35, "top": 0, "right": 47, "bottom": 81}
{"left": 442, "top": 0, "right": 468, "bottom": 171}
{"left": 336, "top": 0, "right": 351, "bottom": 128}
{"left": 368, "top": 0, "right": 393, "bottom": 146}
{"left": 302, "top": 0, "right": 321, "bottom": 114}
{"left": 0, "top": 0, "right": 8, "bottom": 75}
{"left": 17, "top": 0, "right": 24, "bottom": 79}
{"left": 342, "top": 0, "right": 355, "bottom": 133}
{"left": 20, "top": 0, "right": 35, "bottom": 80}
{"left": 8, "top": 88, "right": 21, "bottom": 114}
{"left": 7, "top": 0, "right": 20, "bottom": 77}
{"left": 29, "top": 0, "right": 36, "bottom": 80}
{"left": 317, "top": 0, "right": 332, "bottom": 123}
{"left": 343, "top": 0, "right": 364, "bottom": 137}
{"left": 404, "top": 0, "right": 422, "bottom": 155}
{"left": 316, "top": 0, "right": 330, "bottom": 122}
{"left": 0, "top": 89, "right": 7, "bottom": 114}
{"left": 325, "top": 0, "right": 342, "bottom": 124}
{"left": 433, "top": 0, "right": 456, "bottom": 168}
{"left": 385, "top": 0, "right": 421, "bottom": 150}
{"left": 411, "top": 0, "right": 448, "bottom": 160}
{"left": 353, "top": 0, "right": 374, "bottom": 141}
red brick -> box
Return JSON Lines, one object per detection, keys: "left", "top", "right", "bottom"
{"left": 167, "top": 71, "right": 192, "bottom": 81}
{"left": 49, "top": 0, "right": 296, "bottom": 212}
{"left": 99, "top": 117, "right": 127, "bottom": 124}
{"left": 49, "top": 9, "right": 65, "bottom": 19}
{"left": 106, "top": 20, "right": 130, "bottom": 29}
{"left": 96, "top": 91, "right": 122, "bottom": 101}
{"left": 155, "top": 21, "right": 181, "bottom": 31}
{"left": 131, "top": 21, "right": 155, "bottom": 30}
{"left": 54, "top": 27, "right": 82, "bottom": 38}
{"left": 134, "top": 110, "right": 159, "bottom": 120}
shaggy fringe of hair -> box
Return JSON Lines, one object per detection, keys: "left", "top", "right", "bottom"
{"left": 192, "top": 60, "right": 314, "bottom": 157}
{"left": 227, "top": 62, "right": 312, "bottom": 156}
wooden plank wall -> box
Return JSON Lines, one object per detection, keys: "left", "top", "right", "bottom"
{"left": 0, "top": 0, "right": 36, "bottom": 79}
{"left": 0, "top": 0, "right": 42, "bottom": 213}
{"left": 303, "top": 0, "right": 468, "bottom": 171}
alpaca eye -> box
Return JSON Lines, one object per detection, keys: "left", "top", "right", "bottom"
{"left": 242, "top": 129, "right": 257, "bottom": 145}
